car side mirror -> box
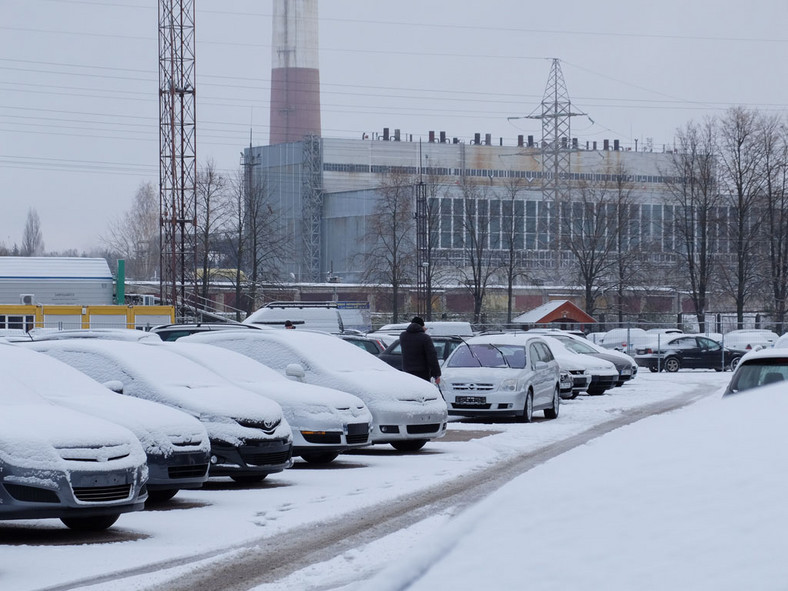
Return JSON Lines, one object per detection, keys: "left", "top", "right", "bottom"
{"left": 285, "top": 363, "right": 306, "bottom": 380}
{"left": 103, "top": 380, "right": 124, "bottom": 394}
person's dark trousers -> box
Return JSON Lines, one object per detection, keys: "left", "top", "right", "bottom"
{"left": 406, "top": 370, "right": 432, "bottom": 382}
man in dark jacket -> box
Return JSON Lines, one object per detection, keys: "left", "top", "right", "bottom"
{"left": 399, "top": 316, "right": 441, "bottom": 384}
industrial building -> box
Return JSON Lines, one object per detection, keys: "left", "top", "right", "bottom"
{"left": 244, "top": 135, "right": 678, "bottom": 285}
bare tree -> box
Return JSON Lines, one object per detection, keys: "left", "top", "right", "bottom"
{"left": 663, "top": 120, "right": 722, "bottom": 333}
{"left": 560, "top": 177, "right": 623, "bottom": 317}
{"left": 358, "top": 169, "right": 415, "bottom": 323}
{"left": 423, "top": 170, "right": 451, "bottom": 321}
{"left": 245, "top": 167, "right": 289, "bottom": 313}
{"left": 101, "top": 182, "right": 159, "bottom": 280}
{"left": 195, "top": 160, "right": 231, "bottom": 300}
{"left": 500, "top": 175, "right": 528, "bottom": 324}
{"left": 759, "top": 114, "right": 788, "bottom": 333}
{"left": 455, "top": 178, "right": 500, "bottom": 325}
{"left": 716, "top": 107, "right": 766, "bottom": 328}
{"left": 20, "top": 208, "right": 44, "bottom": 256}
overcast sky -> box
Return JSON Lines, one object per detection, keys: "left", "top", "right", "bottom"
{"left": 1, "top": 0, "right": 786, "bottom": 253}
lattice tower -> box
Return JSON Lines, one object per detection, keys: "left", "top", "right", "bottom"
{"left": 158, "top": 0, "right": 197, "bottom": 309}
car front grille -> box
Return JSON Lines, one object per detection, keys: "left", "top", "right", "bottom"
{"left": 236, "top": 417, "right": 281, "bottom": 435}
{"left": 452, "top": 382, "right": 495, "bottom": 391}
{"left": 168, "top": 464, "right": 209, "bottom": 479}
{"left": 57, "top": 444, "right": 131, "bottom": 463}
{"left": 72, "top": 484, "right": 131, "bottom": 502}
{"left": 243, "top": 450, "right": 292, "bottom": 466}
{"left": 346, "top": 422, "right": 369, "bottom": 444}
{"left": 406, "top": 423, "right": 441, "bottom": 434}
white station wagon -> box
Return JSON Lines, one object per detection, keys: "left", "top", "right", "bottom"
{"left": 440, "top": 333, "right": 561, "bottom": 421}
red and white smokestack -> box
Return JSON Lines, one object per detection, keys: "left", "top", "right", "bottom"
{"left": 269, "top": 0, "right": 321, "bottom": 145}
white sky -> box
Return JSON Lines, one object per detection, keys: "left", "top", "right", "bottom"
{"left": 1, "top": 370, "right": 749, "bottom": 591}
{"left": 1, "top": 0, "right": 786, "bottom": 252}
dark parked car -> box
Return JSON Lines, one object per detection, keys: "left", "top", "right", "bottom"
{"left": 339, "top": 333, "right": 386, "bottom": 355}
{"left": 378, "top": 336, "right": 464, "bottom": 370}
{"left": 635, "top": 334, "right": 746, "bottom": 372}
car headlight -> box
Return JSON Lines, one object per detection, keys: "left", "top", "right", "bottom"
{"left": 499, "top": 379, "right": 518, "bottom": 392}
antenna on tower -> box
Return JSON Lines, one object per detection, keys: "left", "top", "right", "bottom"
{"left": 525, "top": 58, "right": 586, "bottom": 254}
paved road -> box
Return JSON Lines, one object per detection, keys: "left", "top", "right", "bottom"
{"left": 132, "top": 383, "right": 712, "bottom": 591}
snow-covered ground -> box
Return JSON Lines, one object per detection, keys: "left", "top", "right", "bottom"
{"left": 1, "top": 371, "right": 733, "bottom": 591}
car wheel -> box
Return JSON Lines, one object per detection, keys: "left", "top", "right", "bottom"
{"left": 391, "top": 439, "right": 427, "bottom": 452}
{"left": 300, "top": 452, "right": 339, "bottom": 464}
{"left": 649, "top": 365, "right": 659, "bottom": 373}
{"left": 544, "top": 386, "right": 560, "bottom": 420}
{"left": 520, "top": 390, "right": 534, "bottom": 423}
{"left": 146, "top": 489, "right": 178, "bottom": 503}
{"left": 664, "top": 357, "right": 681, "bottom": 372}
{"left": 60, "top": 514, "right": 120, "bottom": 531}
{"left": 729, "top": 356, "right": 741, "bottom": 371}
{"left": 230, "top": 474, "right": 268, "bottom": 484}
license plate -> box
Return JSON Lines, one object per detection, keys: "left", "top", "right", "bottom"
{"left": 456, "top": 396, "right": 487, "bottom": 404}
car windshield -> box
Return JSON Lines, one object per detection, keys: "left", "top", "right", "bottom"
{"left": 555, "top": 337, "right": 597, "bottom": 355}
{"left": 447, "top": 344, "right": 525, "bottom": 369}
{"left": 728, "top": 358, "right": 788, "bottom": 393}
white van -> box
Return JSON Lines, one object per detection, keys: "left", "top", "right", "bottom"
{"left": 244, "top": 303, "right": 344, "bottom": 333}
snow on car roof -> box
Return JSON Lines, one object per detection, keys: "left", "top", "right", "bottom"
{"left": 165, "top": 341, "right": 370, "bottom": 410}
{"left": 25, "top": 339, "right": 286, "bottom": 427}
{"left": 180, "top": 330, "right": 442, "bottom": 403}
{"left": 2, "top": 343, "right": 208, "bottom": 455}
{"left": 184, "top": 329, "right": 393, "bottom": 373}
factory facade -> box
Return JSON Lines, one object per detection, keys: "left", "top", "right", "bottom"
{"left": 246, "top": 133, "right": 682, "bottom": 287}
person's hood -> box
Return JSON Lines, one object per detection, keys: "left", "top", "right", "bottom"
{"left": 406, "top": 323, "right": 423, "bottom": 333}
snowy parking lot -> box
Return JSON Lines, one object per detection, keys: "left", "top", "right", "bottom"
{"left": 1, "top": 371, "right": 733, "bottom": 591}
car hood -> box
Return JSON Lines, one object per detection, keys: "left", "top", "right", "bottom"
{"left": 442, "top": 367, "right": 527, "bottom": 383}
{"left": 0, "top": 402, "right": 146, "bottom": 471}
{"left": 49, "top": 394, "right": 210, "bottom": 455}
{"left": 301, "top": 367, "right": 443, "bottom": 404}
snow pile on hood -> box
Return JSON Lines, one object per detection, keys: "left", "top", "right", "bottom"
{"left": 1, "top": 343, "right": 209, "bottom": 457}
{"left": 0, "top": 376, "right": 146, "bottom": 473}
{"left": 26, "top": 339, "right": 291, "bottom": 445}
{"left": 181, "top": 330, "right": 443, "bottom": 404}
{"left": 165, "top": 341, "right": 373, "bottom": 427}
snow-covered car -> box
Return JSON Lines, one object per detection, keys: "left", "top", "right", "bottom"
{"left": 165, "top": 341, "right": 373, "bottom": 464}
{"left": 530, "top": 330, "right": 637, "bottom": 386}
{"left": 721, "top": 329, "right": 779, "bottom": 352}
{"left": 7, "top": 343, "right": 210, "bottom": 502}
{"left": 180, "top": 329, "right": 448, "bottom": 452}
{"left": 723, "top": 348, "right": 788, "bottom": 396}
{"left": 440, "top": 333, "right": 561, "bottom": 421}
{"left": 27, "top": 339, "right": 293, "bottom": 483}
{"left": 634, "top": 334, "right": 746, "bottom": 373}
{"left": 150, "top": 322, "right": 264, "bottom": 342}
{"left": 541, "top": 336, "right": 619, "bottom": 395}
{"left": 775, "top": 333, "right": 788, "bottom": 348}
{"left": 27, "top": 328, "right": 164, "bottom": 342}
{"left": 598, "top": 327, "right": 650, "bottom": 355}
{"left": 0, "top": 377, "right": 148, "bottom": 530}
